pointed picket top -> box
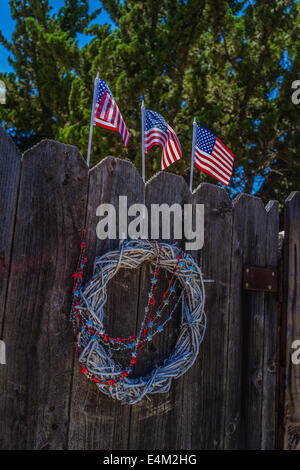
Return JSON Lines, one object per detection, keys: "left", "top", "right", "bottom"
{"left": 89, "top": 155, "right": 144, "bottom": 193}
{"left": 0, "top": 125, "right": 22, "bottom": 163}
{"left": 88, "top": 154, "right": 145, "bottom": 184}
{"left": 265, "top": 199, "right": 279, "bottom": 214}
{"left": 285, "top": 190, "right": 300, "bottom": 205}
{"left": 232, "top": 191, "right": 263, "bottom": 205}
{"left": 193, "top": 181, "right": 232, "bottom": 207}
{"left": 193, "top": 180, "right": 230, "bottom": 195}
{"left": 22, "top": 138, "right": 87, "bottom": 170}
{"left": 145, "top": 169, "right": 187, "bottom": 188}
{"left": 232, "top": 191, "right": 267, "bottom": 214}
{"left": 145, "top": 170, "right": 191, "bottom": 205}
{"left": 284, "top": 192, "right": 300, "bottom": 236}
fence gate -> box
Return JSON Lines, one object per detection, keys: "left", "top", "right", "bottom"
{"left": 0, "top": 128, "right": 299, "bottom": 450}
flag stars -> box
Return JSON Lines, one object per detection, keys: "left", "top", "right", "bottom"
{"left": 145, "top": 110, "right": 167, "bottom": 133}
{"left": 97, "top": 79, "right": 112, "bottom": 104}
{"left": 196, "top": 126, "right": 216, "bottom": 154}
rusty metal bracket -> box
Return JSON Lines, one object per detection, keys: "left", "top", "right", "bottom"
{"left": 243, "top": 265, "right": 278, "bottom": 293}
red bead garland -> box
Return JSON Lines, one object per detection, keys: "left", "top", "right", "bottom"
{"left": 71, "top": 234, "right": 183, "bottom": 387}
{"left": 71, "top": 229, "right": 87, "bottom": 359}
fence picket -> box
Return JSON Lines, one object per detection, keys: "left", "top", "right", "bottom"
{"left": 190, "top": 183, "right": 232, "bottom": 449}
{"left": 261, "top": 201, "right": 279, "bottom": 449}
{"left": 0, "top": 128, "right": 21, "bottom": 329}
{"left": 281, "top": 192, "right": 300, "bottom": 450}
{"left": 67, "top": 156, "right": 145, "bottom": 450}
{"left": 128, "top": 171, "right": 192, "bottom": 450}
{"left": 226, "top": 194, "right": 267, "bottom": 449}
{"left": 0, "top": 140, "right": 88, "bottom": 449}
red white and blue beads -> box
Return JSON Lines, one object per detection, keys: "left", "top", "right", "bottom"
{"left": 70, "top": 237, "right": 184, "bottom": 385}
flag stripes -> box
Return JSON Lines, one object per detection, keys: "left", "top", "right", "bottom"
{"left": 144, "top": 110, "right": 182, "bottom": 170}
{"left": 194, "top": 126, "right": 234, "bottom": 186}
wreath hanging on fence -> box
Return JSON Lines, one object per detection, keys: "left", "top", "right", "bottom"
{"left": 70, "top": 232, "right": 207, "bottom": 405}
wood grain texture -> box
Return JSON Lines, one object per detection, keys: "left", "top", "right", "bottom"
{"left": 261, "top": 201, "right": 279, "bottom": 449}
{"left": 0, "top": 127, "right": 21, "bottom": 330}
{"left": 225, "top": 194, "right": 267, "bottom": 449}
{"left": 0, "top": 140, "right": 88, "bottom": 450}
{"left": 128, "top": 171, "right": 193, "bottom": 450}
{"left": 282, "top": 192, "right": 300, "bottom": 450}
{"left": 67, "top": 156, "right": 145, "bottom": 450}
{"left": 277, "top": 230, "right": 285, "bottom": 449}
{"left": 189, "top": 183, "right": 232, "bottom": 449}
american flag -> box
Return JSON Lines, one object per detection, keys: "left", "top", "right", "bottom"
{"left": 93, "top": 79, "right": 130, "bottom": 147}
{"left": 194, "top": 126, "right": 234, "bottom": 186}
{"left": 144, "top": 110, "right": 182, "bottom": 170}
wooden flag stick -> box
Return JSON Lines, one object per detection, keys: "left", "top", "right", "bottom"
{"left": 189, "top": 117, "right": 197, "bottom": 192}
{"left": 141, "top": 100, "right": 146, "bottom": 183}
{"left": 87, "top": 72, "right": 100, "bottom": 168}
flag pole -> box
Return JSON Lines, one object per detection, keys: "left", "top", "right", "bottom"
{"left": 87, "top": 72, "right": 100, "bottom": 168}
{"left": 189, "top": 117, "right": 197, "bottom": 192}
{"left": 141, "top": 100, "right": 146, "bottom": 183}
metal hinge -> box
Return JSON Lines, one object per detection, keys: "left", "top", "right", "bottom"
{"left": 243, "top": 265, "right": 278, "bottom": 293}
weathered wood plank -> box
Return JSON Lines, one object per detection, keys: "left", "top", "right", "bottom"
{"left": 225, "top": 194, "right": 267, "bottom": 449}
{"left": 0, "top": 140, "right": 88, "bottom": 450}
{"left": 0, "top": 128, "right": 21, "bottom": 329}
{"left": 277, "top": 230, "right": 285, "bottom": 449}
{"left": 261, "top": 201, "right": 279, "bottom": 449}
{"left": 188, "top": 183, "right": 232, "bottom": 450}
{"left": 128, "top": 171, "right": 194, "bottom": 450}
{"left": 67, "top": 156, "right": 145, "bottom": 450}
{"left": 282, "top": 192, "right": 300, "bottom": 450}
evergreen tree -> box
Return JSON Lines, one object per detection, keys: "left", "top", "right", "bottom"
{"left": 0, "top": 0, "right": 98, "bottom": 149}
{"left": 58, "top": 0, "right": 101, "bottom": 38}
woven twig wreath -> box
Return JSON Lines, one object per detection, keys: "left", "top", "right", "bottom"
{"left": 70, "top": 239, "right": 207, "bottom": 405}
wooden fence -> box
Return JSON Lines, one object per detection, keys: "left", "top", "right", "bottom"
{"left": 0, "top": 127, "right": 299, "bottom": 450}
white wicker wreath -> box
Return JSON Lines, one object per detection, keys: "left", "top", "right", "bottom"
{"left": 70, "top": 239, "right": 207, "bottom": 405}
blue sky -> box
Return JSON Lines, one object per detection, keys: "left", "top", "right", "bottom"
{"left": 0, "top": 0, "right": 112, "bottom": 73}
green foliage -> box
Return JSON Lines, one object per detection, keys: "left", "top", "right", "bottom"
{"left": 0, "top": 0, "right": 299, "bottom": 204}
{"left": 58, "top": 0, "right": 101, "bottom": 38}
